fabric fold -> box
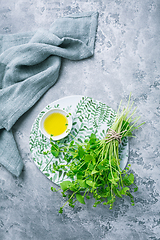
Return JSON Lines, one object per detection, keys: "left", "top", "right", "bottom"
{"left": 0, "top": 11, "right": 98, "bottom": 176}
{"left": 0, "top": 129, "right": 23, "bottom": 176}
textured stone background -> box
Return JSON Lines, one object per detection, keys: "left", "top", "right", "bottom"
{"left": 0, "top": 0, "right": 160, "bottom": 239}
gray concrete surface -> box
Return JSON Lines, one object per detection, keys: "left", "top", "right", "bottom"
{"left": 0, "top": 0, "right": 160, "bottom": 239}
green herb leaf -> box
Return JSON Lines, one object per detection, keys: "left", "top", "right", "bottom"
{"left": 123, "top": 173, "right": 134, "bottom": 186}
{"left": 89, "top": 164, "right": 94, "bottom": 171}
{"left": 60, "top": 181, "right": 71, "bottom": 192}
{"left": 84, "top": 154, "right": 93, "bottom": 162}
{"left": 77, "top": 179, "right": 88, "bottom": 188}
{"left": 91, "top": 169, "right": 99, "bottom": 175}
{"left": 76, "top": 193, "right": 85, "bottom": 204}
{"left": 134, "top": 186, "right": 138, "bottom": 192}
{"left": 89, "top": 133, "right": 97, "bottom": 144}
{"left": 78, "top": 146, "right": 85, "bottom": 158}
{"left": 86, "top": 180, "right": 95, "bottom": 187}
{"left": 51, "top": 144, "right": 59, "bottom": 157}
{"left": 120, "top": 187, "right": 130, "bottom": 195}
{"left": 114, "top": 188, "right": 122, "bottom": 198}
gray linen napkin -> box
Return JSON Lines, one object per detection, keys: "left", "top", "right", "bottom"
{"left": 0, "top": 12, "right": 98, "bottom": 176}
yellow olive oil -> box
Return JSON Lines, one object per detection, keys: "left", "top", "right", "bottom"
{"left": 44, "top": 112, "right": 68, "bottom": 136}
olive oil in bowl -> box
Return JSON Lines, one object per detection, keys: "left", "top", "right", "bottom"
{"left": 39, "top": 109, "right": 72, "bottom": 140}
{"left": 44, "top": 112, "right": 68, "bottom": 136}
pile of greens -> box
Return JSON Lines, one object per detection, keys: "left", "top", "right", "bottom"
{"left": 47, "top": 96, "right": 144, "bottom": 213}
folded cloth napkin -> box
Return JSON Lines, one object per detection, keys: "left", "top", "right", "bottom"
{"left": 0, "top": 12, "right": 98, "bottom": 177}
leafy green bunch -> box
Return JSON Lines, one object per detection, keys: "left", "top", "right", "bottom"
{"left": 49, "top": 96, "right": 144, "bottom": 213}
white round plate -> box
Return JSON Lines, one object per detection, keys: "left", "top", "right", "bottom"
{"left": 29, "top": 95, "right": 129, "bottom": 185}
